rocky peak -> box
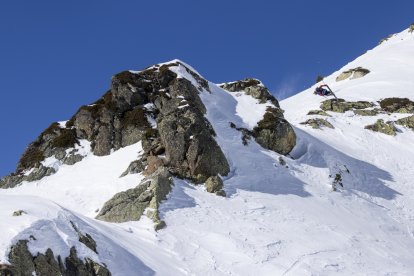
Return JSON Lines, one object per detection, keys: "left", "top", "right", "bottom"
{"left": 1, "top": 60, "right": 296, "bottom": 228}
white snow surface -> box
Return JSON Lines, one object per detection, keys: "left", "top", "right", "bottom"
{"left": 2, "top": 28, "right": 414, "bottom": 275}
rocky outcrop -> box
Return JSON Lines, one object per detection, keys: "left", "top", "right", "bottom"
{"left": 156, "top": 77, "right": 230, "bottom": 183}
{"left": 307, "top": 110, "right": 331, "bottom": 116}
{"left": 354, "top": 109, "right": 379, "bottom": 116}
{"left": 320, "top": 99, "right": 374, "bottom": 113}
{"left": 379, "top": 98, "right": 414, "bottom": 113}
{"left": 300, "top": 118, "right": 334, "bottom": 129}
{"left": 221, "top": 79, "right": 296, "bottom": 155}
{"left": 2, "top": 61, "right": 231, "bottom": 188}
{"left": 0, "top": 165, "right": 56, "bottom": 189}
{"left": 365, "top": 119, "right": 397, "bottom": 136}
{"left": 253, "top": 107, "right": 296, "bottom": 155}
{"left": 336, "top": 67, "right": 370, "bottom": 82}
{"left": 4, "top": 240, "right": 110, "bottom": 276}
{"left": 220, "top": 78, "right": 279, "bottom": 106}
{"left": 396, "top": 115, "right": 414, "bottom": 130}
{"left": 96, "top": 167, "right": 172, "bottom": 229}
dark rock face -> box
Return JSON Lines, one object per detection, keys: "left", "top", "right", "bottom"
{"left": 253, "top": 107, "right": 296, "bottom": 155}
{"left": 1, "top": 61, "right": 230, "bottom": 188}
{"left": 4, "top": 240, "right": 110, "bottom": 276}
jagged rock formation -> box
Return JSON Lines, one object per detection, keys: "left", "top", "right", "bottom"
{"left": 3, "top": 240, "right": 110, "bottom": 276}
{"left": 0, "top": 61, "right": 297, "bottom": 274}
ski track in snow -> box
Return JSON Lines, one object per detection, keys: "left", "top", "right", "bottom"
{"left": 1, "top": 29, "right": 414, "bottom": 275}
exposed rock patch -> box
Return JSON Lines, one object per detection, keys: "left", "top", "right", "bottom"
{"left": 353, "top": 109, "right": 380, "bottom": 116}
{"left": 307, "top": 110, "right": 331, "bottom": 116}
{"left": 12, "top": 210, "right": 27, "bottom": 216}
{"left": 120, "top": 159, "right": 146, "bottom": 177}
{"left": 253, "top": 107, "right": 296, "bottom": 155}
{"left": 96, "top": 167, "right": 172, "bottom": 229}
{"left": 300, "top": 118, "right": 334, "bottom": 129}
{"left": 220, "top": 78, "right": 279, "bottom": 106}
{"left": 336, "top": 67, "right": 370, "bottom": 82}
{"left": 379, "top": 98, "right": 414, "bottom": 113}
{"left": 320, "top": 99, "right": 375, "bottom": 113}
{"left": 365, "top": 119, "right": 397, "bottom": 136}
{"left": 229, "top": 122, "right": 253, "bottom": 146}
{"left": 396, "top": 115, "right": 414, "bottom": 130}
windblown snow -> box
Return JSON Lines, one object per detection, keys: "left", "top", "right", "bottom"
{"left": 2, "top": 28, "right": 414, "bottom": 275}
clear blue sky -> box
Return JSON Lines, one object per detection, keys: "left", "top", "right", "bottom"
{"left": 1, "top": 0, "right": 413, "bottom": 177}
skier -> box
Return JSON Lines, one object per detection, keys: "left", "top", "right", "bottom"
{"left": 314, "top": 84, "right": 337, "bottom": 99}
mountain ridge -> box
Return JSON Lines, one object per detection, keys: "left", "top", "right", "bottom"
{"left": 1, "top": 27, "right": 414, "bottom": 275}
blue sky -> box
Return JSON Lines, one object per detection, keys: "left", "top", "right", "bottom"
{"left": 1, "top": 1, "right": 413, "bottom": 176}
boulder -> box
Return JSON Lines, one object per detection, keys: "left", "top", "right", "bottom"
{"left": 253, "top": 107, "right": 296, "bottom": 155}
{"left": 320, "top": 99, "right": 349, "bottom": 113}
{"left": 205, "top": 175, "right": 224, "bottom": 193}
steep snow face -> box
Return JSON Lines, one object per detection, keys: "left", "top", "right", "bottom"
{"left": 278, "top": 28, "right": 414, "bottom": 274}
{"left": 2, "top": 28, "right": 414, "bottom": 275}
{"left": 2, "top": 142, "right": 144, "bottom": 217}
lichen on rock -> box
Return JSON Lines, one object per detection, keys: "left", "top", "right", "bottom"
{"left": 300, "top": 118, "right": 334, "bottom": 129}
{"left": 396, "top": 115, "right": 414, "bottom": 130}
{"left": 307, "top": 110, "right": 331, "bottom": 116}
{"left": 365, "top": 119, "right": 397, "bottom": 136}
{"left": 253, "top": 107, "right": 296, "bottom": 155}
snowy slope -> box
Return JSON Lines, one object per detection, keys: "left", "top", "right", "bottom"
{"left": 2, "top": 28, "right": 414, "bottom": 275}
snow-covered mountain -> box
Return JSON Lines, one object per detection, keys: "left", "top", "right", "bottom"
{"left": 1, "top": 26, "right": 414, "bottom": 275}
